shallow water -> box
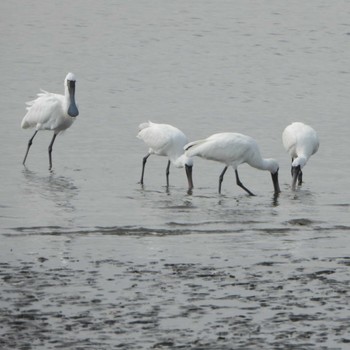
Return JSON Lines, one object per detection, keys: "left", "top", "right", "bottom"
{"left": 1, "top": 1, "right": 350, "bottom": 349}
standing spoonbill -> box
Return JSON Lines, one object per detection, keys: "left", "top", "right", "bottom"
{"left": 282, "top": 122, "right": 319, "bottom": 190}
{"left": 21, "top": 72, "right": 79, "bottom": 170}
{"left": 137, "top": 121, "right": 194, "bottom": 192}
{"left": 184, "top": 132, "right": 280, "bottom": 195}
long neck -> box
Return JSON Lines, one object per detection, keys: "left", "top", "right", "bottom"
{"left": 260, "top": 158, "right": 275, "bottom": 172}
{"left": 248, "top": 155, "right": 277, "bottom": 173}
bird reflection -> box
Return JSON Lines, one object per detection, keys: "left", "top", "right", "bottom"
{"left": 271, "top": 192, "right": 280, "bottom": 207}
{"left": 22, "top": 168, "right": 78, "bottom": 213}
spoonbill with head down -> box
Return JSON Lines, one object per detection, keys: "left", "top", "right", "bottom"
{"left": 137, "top": 121, "right": 194, "bottom": 192}
{"left": 185, "top": 132, "right": 280, "bottom": 195}
{"left": 282, "top": 122, "right": 319, "bottom": 190}
{"left": 21, "top": 72, "right": 79, "bottom": 170}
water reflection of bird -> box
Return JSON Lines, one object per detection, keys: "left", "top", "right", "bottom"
{"left": 282, "top": 122, "right": 319, "bottom": 190}
{"left": 21, "top": 73, "right": 79, "bottom": 170}
{"left": 22, "top": 168, "right": 78, "bottom": 213}
{"left": 185, "top": 132, "right": 280, "bottom": 196}
{"left": 137, "top": 121, "right": 194, "bottom": 192}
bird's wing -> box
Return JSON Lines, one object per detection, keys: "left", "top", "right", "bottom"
{"left": 185, "top": 134, "right": 231, "bottom": 162}
{"left": 185, "top": 135, "right": 217, "bottom": 159}
{"left": 21, "top": 92, "right": 64, "bottom": 130}
{"left": 184, "top": 139, "right": 206, "bottom": 151}
{"left": 296, "top": 127, "right": 320, "bottom": 158}
{"left": 138, "top": 121, "right": 151, "bottom": 132}
{"left": 310, "top": 129, "right": 320, "bottom": 155}
{"left": 186, "top": 133, "right": 255, "bottom": 166}
{"left": 137, "top": 123, "right": 175, "bottom": 154}
{"left": 282, "top": 126, "right": 297, "bottom": 156}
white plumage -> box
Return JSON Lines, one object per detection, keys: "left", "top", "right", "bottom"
{"left": 185, "top": 132, "right": 280, "bottom": 195}
{"left": 137, "top": 121, "right": 193, "bottom": 192}
{"left": 21, "top": 72, "right": 79, "bottom": 170}
{"left": 282, "top": 122, "right": 319, "bottom": 190}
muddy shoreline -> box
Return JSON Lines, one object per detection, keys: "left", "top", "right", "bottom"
{"left": 1, "top": 233, "right": 349, "bottom": 349}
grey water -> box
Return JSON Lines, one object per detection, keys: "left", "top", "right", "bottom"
{"left": 0, "top": 1, "right": 350, "bottom": 349}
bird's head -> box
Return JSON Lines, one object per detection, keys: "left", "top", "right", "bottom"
{"left": 291, "top": 156, "right": 307, "bottom": 169}
{"left": 173, "top": 154, "right": 194, "bottom": 193}
{"left": 173, "top": 154, "right": 193, "bottom": 168}
{"left": 290, "top": 156, "right": 307, "bottom": 190}
{"left": 65, "top": 73, "right": 79, "bottom": 117}
{"left": 66, "top": 72, "right": 76, "bottom": 82}
{"left": 65, "top": 73, "right": 77, "bottom": 90}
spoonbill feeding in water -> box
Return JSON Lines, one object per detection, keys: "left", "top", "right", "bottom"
{"left": 21, "top": 72, "right": 79, "bottom": 170}
{"left": 282, "top": 122, "right": 319, "bottom": 190}
{"left": 185, "top": 132, "right": 280, "bottom": 195}
{"left": 137, "top": 121, "right": 194, "bottom": 192}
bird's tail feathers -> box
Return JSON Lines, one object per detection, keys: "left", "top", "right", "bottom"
{"left": 25, "top": 90, "right": 51, "bottom": 110}
{"left": 21, "top": 118, "right": 30, "bottom": 129}
{"left": 25, "top": 100, "right": 35, "bottom": 110}
{"left": 138, "top": 120, "right": 153, "bottom": 131}
{"left": 39, "top": 89, "right": 50, "bottom": 94}
{"left": 184, "top": 139, "right": 206, "bottom": 156}
{"left": 184, "top": 139, "right": 206, "bottom": 151}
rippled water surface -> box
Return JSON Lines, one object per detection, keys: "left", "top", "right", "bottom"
{"left": 1, "top": 1, "right": 350, "bottom": 349}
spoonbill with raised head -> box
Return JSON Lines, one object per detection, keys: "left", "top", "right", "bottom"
{"left": 185, "top": 132, "right": 280, "bottom": 195}
{"left": 137, "top": 121, "right": 194, "bottom": 192}
{"left": 282, "top": 122, "right": 319, "bottom": 190}
{"left": 21, "top": 72, "right": 79, "bottom": 170}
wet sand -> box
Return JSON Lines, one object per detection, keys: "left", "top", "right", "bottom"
{"left": 1, "top": 231, "right": 349, "bottom": 349}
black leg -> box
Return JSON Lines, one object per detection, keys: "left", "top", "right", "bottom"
{"left": 48, "top": 133, "right": 57, "bottom": 170}
{"left": 140, "top": 153, "right": 150, "bottom": 184}
{"left": 291, "top": 165, "right": 301, "bottom": 191}
{"left": 185, "top": 164, "right": 193, "bottom": 194}
{"left": 165, "top": 160, "right": 171, "bottom": 187}
{"left": 298, "top": 171, "right": 303, "bottom": 186}
{"left": 218, "top": 166, "right": 228, "bottom": 194}
{"left": 23, "top": 130, "right": 38, "bottom": 166}
{"left": 235, "top": 169, "right": 255, "bottom": 196}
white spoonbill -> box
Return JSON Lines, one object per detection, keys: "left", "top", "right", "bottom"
{"left": 185, "top": 132, "right": 280, "bottom": 195}
{"left": 137, "top": 121, "right": 194, "bottom": 192}
{"left": 21, "top": 72, "right": 79, "bottom": 170}
{"left": 282, "top": 122, "right": 319, "bottom": 190}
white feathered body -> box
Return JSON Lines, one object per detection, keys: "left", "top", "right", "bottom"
{"left": 185, "top": 132, "right": 278, "bottom": 173}
{"left": 137, "top": 121, "right": 191, "bottom": 167}
{"left": 282, "top": 122, "right": 319, "bottom": 168}
{"left": 21, "top": 90, "right": 75, "bottom": 133}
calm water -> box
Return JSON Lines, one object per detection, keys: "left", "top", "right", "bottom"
{"left": 1, "top": 1, "right": 350, "bottom": 349}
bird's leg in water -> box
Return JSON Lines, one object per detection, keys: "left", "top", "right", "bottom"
{"left": 23, "top": 130, "right": 38, "bottom": 166}
{"left": 218, "top": 166, "right": 228, "bottom": 194}
{"left": 140, "top": 153, "right": 150, "bottom": 185}
{"left": 298, "top": 171, "right": 303, "bottom": 186}
{"left": 48, "top": 133, "right": 57, "bottom": 170}
{"left": 185, "top": 164, "right": 193, "bottom": 194}
{"left": 165, "top": 160, "right": 171, "bottom": 187}
{"left": 291, "top": 158, "right": 303, "bottom": 185}
{"left": 235, "top": 169, "right": 255, "bottom": 196}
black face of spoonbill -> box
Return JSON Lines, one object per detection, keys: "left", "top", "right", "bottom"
{"left": 271, "top": 169, "right": 281, "bottom": 194}
{"left": 291, "top": 165, "right": 301, "bottom": 191}
{"left": 67, "top": 77, "right": 79, "bottom": 118}
{"left": 185, "top": 164, "right": 194, "bottom": 193}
